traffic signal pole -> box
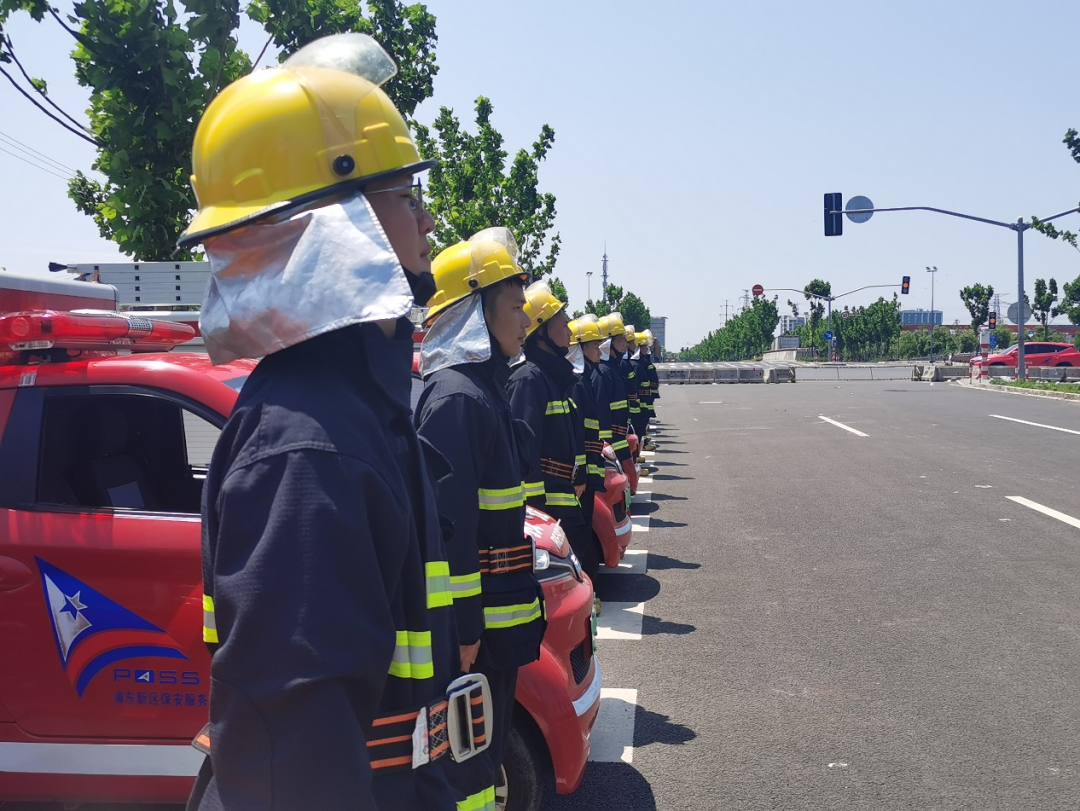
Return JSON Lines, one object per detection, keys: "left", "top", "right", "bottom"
{"left": 833, "top": 202, "right": 1080, "bottom": 380}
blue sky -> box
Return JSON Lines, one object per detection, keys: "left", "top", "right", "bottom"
{"left": 2, "top": 0, "right": 1078, "bottom": 349}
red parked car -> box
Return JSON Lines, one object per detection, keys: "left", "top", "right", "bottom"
{"left": 0, "top": 287, "right": 599, "bottom": 810}
{"left": 971, "top": 341, "right": 1080, "bottom": 369}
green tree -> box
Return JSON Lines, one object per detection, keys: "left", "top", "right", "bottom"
{"left": 0, "top": 0, "right": 439, "bottom": 260}
{"left": 959, "top": 283, "right": 994, "bottom": 333}
{"left": 680, "top": 296, "right": 779, "bottom": 362}
{"left": 1031, "top": 128, "right": 1079, "bottom": 250}
{"left": 583, "top": 284, "right": 652, "bottom": 330}
{"left": 803, "top": 279, "right": 831, "bottom": 356}
{"left": 1053, "top": 274, "right": 1080, "bottom": 325}
{"left": 413, "top": 96, "right": 560, "bottom": 278}
{"left": 1032, "top": 277, "right": 1058, "bottom": 339}
{"left": 548, "top": 276, "right": 568, "bottom": 305}
{"left": 994, "top": 326, "right": 1014, "bottom": 349}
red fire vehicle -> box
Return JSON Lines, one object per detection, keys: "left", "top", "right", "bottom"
{"left": 0, "top": 271, "right": 599, "bottom": 811}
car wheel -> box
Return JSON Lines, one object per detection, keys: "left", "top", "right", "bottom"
{"left": 498, "top": 725, "right": 542, "bottom": 811}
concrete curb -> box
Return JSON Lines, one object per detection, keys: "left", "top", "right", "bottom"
{"left": 951, "top": 379, "right": 1080, "bottom": 403}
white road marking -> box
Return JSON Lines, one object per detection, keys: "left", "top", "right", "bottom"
{"left": 631, "top": 514, "right": 650, "bottom": 533}
{"left": 640, "top": 450, "right": 655, "bottom": 458}
{"left": 990, "top": 414, "right": 1080, "bottom": 436}
{"left": 1007, "top": 496, "right": 1080, "bottom": 530}
{"left": 589, "top": 688, "right": 638, "bottom": 763}
{"left": 597, "top": 548, "right": 648, "bottom": 575}
{"left": 595, "top": 601, "right": 645, "bottom": 640}
{"left": 818, "top": 415, "right": 869, "bottom": 437}
{"left": 698, "top": 401, "right": 724, "bottom": 404}
{"left": 638, "top": 476, "right": 654, "bottom": 485}
{"left": 631, "top": 491, "right": 652, "bottom": 505}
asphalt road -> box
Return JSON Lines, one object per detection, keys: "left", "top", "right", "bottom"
{"left": 544, "top": 379, "right": 1080, "bottom": 811}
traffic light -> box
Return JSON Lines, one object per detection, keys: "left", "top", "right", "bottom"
{"left": 901, "top": 276, "right": 910, "bottom": 294}
{"left": 989, "top": 311, "right": 997, "bottom": 329}
{"left": 824, "top": 193, "right": 843, "bottom": 237}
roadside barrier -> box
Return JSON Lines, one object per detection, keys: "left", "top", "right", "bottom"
{"left": 655, "top": 365, "right": 796, "bottom": 384}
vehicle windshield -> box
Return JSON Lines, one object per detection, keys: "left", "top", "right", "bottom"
{"left": 223, "top": 375, "right": 249, "bottom": 392}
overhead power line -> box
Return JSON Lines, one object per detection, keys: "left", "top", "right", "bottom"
{"left": 0, "top": 144, "right": 72, "bottom": 181}
{"left": 0, "top": 129, "right": 76, "bottom": 175}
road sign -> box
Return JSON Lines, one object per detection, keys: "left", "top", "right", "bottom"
{"left": 1028, "top": 330, "right": 1035, "bottom": 339}
{"left": 823, "top": 330, "right": 834, "bottom": 341}
{"left": 752, "top": 284, "right": 764, "bottom": 297}
{"left": 989, "top": 334, "right": 998, "bottom": 349}
{"left": 1007, "top": 301, "right": 1032, "bottom": 324}
{"left": 845, "top": 195, "right": 874, "bottom": 224}
{"left": 841, "top": 310, "right": 851, "bottom": 320}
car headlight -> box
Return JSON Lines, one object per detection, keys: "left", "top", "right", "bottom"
{"left": 534, "top": 548, "right": 551, "bottom": 572}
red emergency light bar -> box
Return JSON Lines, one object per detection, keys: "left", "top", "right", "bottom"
{"left": 0, "top": 310, "right": 196, "bottom": 353}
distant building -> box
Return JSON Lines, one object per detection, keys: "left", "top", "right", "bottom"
{"left": 780, "top": 315, "right": 806, "bottom": 334}
{"left": 650, "top": 316, "right": 667, "bottom": 356}
{"left": 900, "top": 309, "right": 942, "bottom": 327}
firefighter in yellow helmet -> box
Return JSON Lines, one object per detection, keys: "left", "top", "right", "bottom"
{"left": 596, "top": 312, "right": 639, "bottom": 491}
{"left": 566, "top": 314, "right": 608, "bottom": 561}
{"left": 505, "top": 282, "right": 600, "bottom": 575}
{"left": 414, "top": 229, "right": 545, "bottom": 811}
{"left": 182, "top": 33, "right": 468, "bottom": 811}
{"left": 633, "top": 330, "right": 657, "bottom": 450}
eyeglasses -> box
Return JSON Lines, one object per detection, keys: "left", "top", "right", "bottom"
{"left": 365, "top": 180, "right": 424, "bottom": 211}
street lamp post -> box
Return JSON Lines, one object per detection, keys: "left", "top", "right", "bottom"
{"left": 586, "top": 271, "right": 593, "bottom": 302}
{"left": 926, "top": 266, "right": 937, "bottom": 363}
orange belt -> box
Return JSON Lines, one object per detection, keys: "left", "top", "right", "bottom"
{"left": 480, "top": 542, "right": 534, "bottom": 575}
{"left": 540, "top": 457, "right": 576, "bottom": 480}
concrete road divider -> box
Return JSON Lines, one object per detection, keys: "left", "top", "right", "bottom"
{"left": 737, "top": 367, "right": 764, "bottom": 383}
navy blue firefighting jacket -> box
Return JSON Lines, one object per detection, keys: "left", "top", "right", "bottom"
{"left": 506, "top": 343, "right": 582, "bottom": 513}
{"left": 415, "top": 356, "right": 546, "bottom": 671}
{"left": 596, "top": 355, "right": 632, "bottom": 463}
{"left": 193, "top": 322, "right": 458, "bottom": 811}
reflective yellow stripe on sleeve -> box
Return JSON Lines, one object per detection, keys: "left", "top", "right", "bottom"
{"left": 574, "top": 453, "right": 587, "bottom": 468}
{"left": 598, "top": 429, "right": 613, "bottom": 439}
{"left": 583, "top": 417, "right": 600, "bottom": 431}
{"left": 456, "top": 786, "right": 497, "bottom": 811}
{"left": 610, "top": 399, "right": 628, "bottom": 411}
{"left": 389, "top": 630, "right": 434, "bottom": 680}
{"left": 545, "top": 400, "right": 570, "bottom": 415}
{"left": 611, "top": 439, "right": 630, "bottom": 452}
{"left": 477, "top": 483, "right": 525, "bottom": 511}
{"left": 484, "top": 599, "right": 543, "bottom": 630}
{"left": 450, "top": 571, "right": 482, "bottom": 600}
{"left": 202, "top": 594, "right": 218, "bottom": 644}
{"left": 426, "top": 561, "right": 453, "bottom": 609}
{"left": 522, "top": 480, "right": 545, "bottom": 500}
{"left": 588, "top": 464, "right": 604, "bottom": 477}
{"left": 546, "top": 492, "right": 579, "bottom": 508}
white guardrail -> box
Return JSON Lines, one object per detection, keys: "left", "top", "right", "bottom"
{"left": 656, "top": 364, "right": 795, "bottom": 384}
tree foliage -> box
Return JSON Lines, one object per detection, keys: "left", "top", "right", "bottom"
{"left": 959, "top": 283, "right": 994, "bottom": 333}
{"left": 1032, "top": 277, "right": 1058, "bottom": 339}
{"left": 1031, "top": 127, "right": 1079, "bottom": 251}
{"left": 0, "top": 0, "right": 439, "bottom": 260}
{"left": 679, "top": 296, "right": 779, "bottom": 361}
{"left": 802, "top": 278, "right": 831, "bottom": 348}
{"left": 1053, "top": 274, "right": 1080, "bottom": 326}
{"left": 583, "top": 284, "right": 652, "bottom": 330}
{"left": 789, "top": 296, "right": 901, "bottom": 361}
{"left": 413, "top": 96, "right": 561, "bottom": 279}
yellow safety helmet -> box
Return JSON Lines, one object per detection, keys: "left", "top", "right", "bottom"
{"left": 624, "top": 325, "right": 637, "bottom": 346}
{"left": 635, "top": 331, "right": 649, "bottom": 347}
{"left": 425, "top": 227, "right": 529, "bottom": 325}
{"left": 642, "top": 329, "right": 655, "bottom": 348}
{"left": 598, "top": 312, "right": 625, "bottom": 338}
{"left": 569, "top": 313, "right": 602, "bottom": 345}
{"left": 179, "top": 33, "right": 434, "bottom": 247}
{"left": 523, "top": 281, "right": 566, "bottom": 337}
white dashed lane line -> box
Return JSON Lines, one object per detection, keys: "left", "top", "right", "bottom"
{"left": 818, "top": 415, "right": 869, "bottom": 437}
{"left": 597, "top": 548, "right": 648, "bottom": 575}
{"left": 589, "top": 689, "right": 639, "bottom": 763}
{"left": 1007, "top": 496, "right": 1080, "bottom": 530}
{"left": 990, "top": 414, "right": 1080, "bottom": 436}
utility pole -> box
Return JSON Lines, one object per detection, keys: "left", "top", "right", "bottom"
{"left": 721, "top": 300, "right": 730, "bottom": 326}
{"left": 926, "top": 266, "right": 938, "bottom": 362}
{"left": 741, "top": 290, "right": 750, "bottom": 310}
{"left": 586, "top": 271, "right": 593, "bottom": 302}
{"left": 601, "top": 245, "right": 609, "bottom": 300}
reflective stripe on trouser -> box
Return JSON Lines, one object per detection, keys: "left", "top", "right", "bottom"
{"left": 426, "top": 560, "right": 453, "bottom": 609}
{"left": 611, "top": 438, "right": 629, "bottom": 452}
{"left": 545, "top": 399, "right": 570, "bottom": 415}
{"left": 483, "top": 599, "right": 543, "bottom": 630}
{"left": 522, "top": 480, "right": 545, "bottom": 500}
{"left": 456, "top": 786, "right": 496, "bottom": 811}
{"left": 202, "top": 594, "right": 218, "bottom": 643}
{"left": 477, "top": 483, "right": 525, "bottom": 511}
{"left": 574, "top": 453, "right": 587, "bottom": 469}
{"left": 545, "top": 491, "right": 579, "bottom": 509}
{"left": 610, "top": 399, "right": 627, "bottom": 411}
{"left": 389, "top": 630, "right": 433, "bottom": 679}
{"left": 451, "top": 571, "right": 482, "bottom": 600}
{"left": 588, "top": 464, "right": 604, "bottom": 477}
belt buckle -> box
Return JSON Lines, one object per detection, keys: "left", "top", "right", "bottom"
{"left": 445, "top": 673, "right": 492, "bottom": 763}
